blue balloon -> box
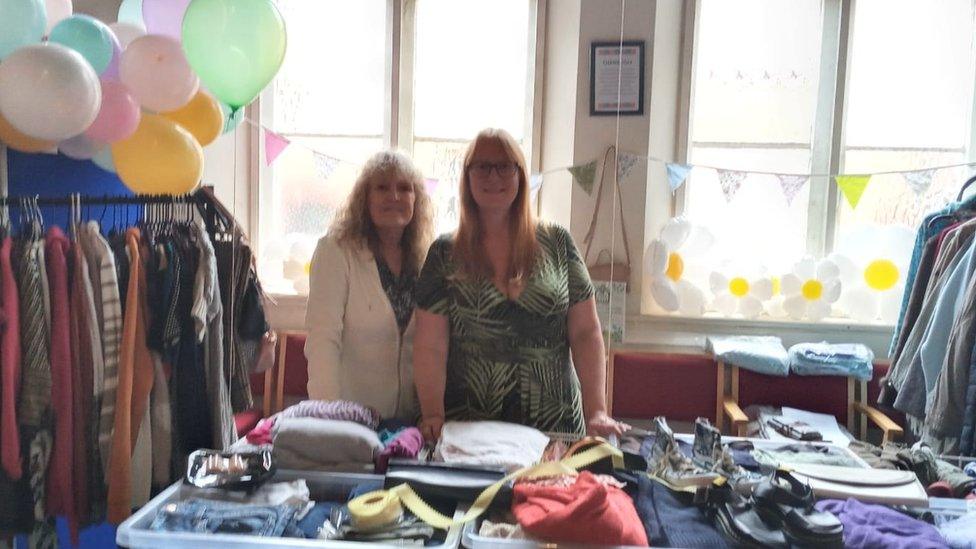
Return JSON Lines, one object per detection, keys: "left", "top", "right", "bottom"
{"left": 118, "top": 0, "right": 145, "bottom": 27}
{"left": 0, "top": 0, "right": 46, "bottom": 60}
{"left": 92, "top": 148, "right": 116, "bottom": 173}
{"left": 49, "top": 15, "right": 116, "bottom": 74}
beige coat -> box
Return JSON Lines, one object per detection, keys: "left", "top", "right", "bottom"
{"left": 304, "top": 234, "right": 417, "bottom": 419}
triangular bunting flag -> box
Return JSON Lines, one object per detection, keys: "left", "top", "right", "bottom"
{"left": 902, "top": 169, "right": 935, "bottom": 195}
{"left": 666, "top": 163, "right": 692, "bottom": 193}
{"left": 716, "top": 169, "right": 747, "bottom": 203}
{"left": 529, "top": 173, "right": 544, "bottom": 192}
{"left": 568, "top": 161, "right": 597, "bottom": 195}
{"left": 616, "top": 153, "right": 641, "bottom": 181}
{"left": 424, "top": 178, "right": 439, "bottom": 195}
{"left": 835, "top": 175, "right": 872, "bottom": 209}
{"left": 264, "top": 129, "right": 290, "bottom": 166}
{"left": 313, "top": 152, "right": 340, "bottom": 180}
{"left": 777, "top": 174, "right": 809, "bottom": 205}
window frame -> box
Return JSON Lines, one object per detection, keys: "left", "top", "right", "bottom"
{"left": 252, "top": 0, "right": 545, "bottom": 286}
{"left": 666, "top": 0, "right": 976, "bottom": 324}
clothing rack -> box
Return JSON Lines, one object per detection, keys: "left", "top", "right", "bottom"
{"left": 0, "top": 186, "right": 235, "bottom": 237}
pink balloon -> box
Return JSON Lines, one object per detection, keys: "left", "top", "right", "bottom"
{"left": 120, "top": 35, "right": 199, "bottom": 112}
{"left": 142, "top": 0, "right": 190, "bottom": 40}
{"left": 85, "top": 79, "right": 141, "bottom": 142}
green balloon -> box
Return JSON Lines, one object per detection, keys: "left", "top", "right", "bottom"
{"left": 182, "top": 0, "right": 286, "bottom": 110}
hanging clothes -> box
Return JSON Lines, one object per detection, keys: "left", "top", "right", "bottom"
{"left": 0, "top": 236, "right": 21, "bottom": 481}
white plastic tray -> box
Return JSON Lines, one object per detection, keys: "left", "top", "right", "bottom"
{"left": 117, "top": 469, "right": 468, "bottom": 549}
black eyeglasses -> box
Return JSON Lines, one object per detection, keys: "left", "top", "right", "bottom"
{"left": 468, "top": 161, "right": 519, "bottom": 179}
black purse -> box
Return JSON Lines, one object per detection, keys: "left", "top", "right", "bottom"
{"left": 383, "top": 460, "right": 511, "bottom": 508}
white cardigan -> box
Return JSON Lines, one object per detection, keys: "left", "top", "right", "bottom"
{"left": 304, "top": 234, "right": 417, "bottom": 419}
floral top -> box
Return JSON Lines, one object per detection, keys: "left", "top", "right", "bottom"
{"left": 415, "top": 224, "right": 595, "bottom": 435}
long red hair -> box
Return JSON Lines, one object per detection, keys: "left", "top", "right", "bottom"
{"left": 452, "top": 128, "right": 538, "bottom": 291}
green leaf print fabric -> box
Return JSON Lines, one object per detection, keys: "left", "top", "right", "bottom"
{"left": 415, "top": 224, "right": 595, "bottom": 435}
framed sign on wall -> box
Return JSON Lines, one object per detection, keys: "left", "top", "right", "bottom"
{"left": 590, "top": 40, "right": 645, "bottom": 116}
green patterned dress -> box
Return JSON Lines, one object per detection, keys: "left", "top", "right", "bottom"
{"left": 415, "top": 224, "right": 595, "bottom": 435}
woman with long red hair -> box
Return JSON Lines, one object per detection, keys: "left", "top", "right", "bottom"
{"left": 413, "top": 128, "right": 629, "bottom": 441}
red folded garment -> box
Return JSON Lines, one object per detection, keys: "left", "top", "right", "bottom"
{"left": 512, "top": 471, "right": 648, "bottom": 546}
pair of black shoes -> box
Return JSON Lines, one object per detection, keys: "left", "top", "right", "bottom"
{"left": 709, "top": 470, "right": 843, "bottom": 548}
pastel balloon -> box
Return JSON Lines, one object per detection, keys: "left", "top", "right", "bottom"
{"left": 108, "top": 21, "right": 144, "bottom": 48}
{"left": 142, "top": 0, "right": 190, "bottom": 40}
{"left": 0, "top": 112, "right": 56, "bottom": 153}
{"left": 0, "top": 0, "right": 46, "bottom": 59}
{"left": 162, "top": 90, "right": 222, "bottom": 146}
{"left": 117, "top": 0, "right": 144, "bottom": 26}
{"left": 92, "top": 148, "right": 116, "bottom": 172}
{"left": 112, "top": 113, "right": 203, "bottom": 194}
{"left": 0, "top": 44, "right": 101, "bottom": 141}
{"left": 182, "top": 0, "right": 287, "bottom": 109}
{"left": 102, "top": 31, "right": 123, "bottom": 80}
{"left": 59, "top": 133, "right": 103, "bottom": 160}
{"left": 121, "top": 35, "right": 199, "bottom": 112}
{"left": 219, "top": 101, "right": 244, "bottom": 134}
{"left": 85, "top": 80, "right": 141, "bottom": 143}
{"left": 49, "top": 14, "right": 116, "bottom": 74}
{"left": 44, "top": 0, "right": 73, "bottom": 34}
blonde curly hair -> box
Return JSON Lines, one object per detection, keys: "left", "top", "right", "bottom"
{"left": 329, "top": 150, "right": 434, "bottom": 275}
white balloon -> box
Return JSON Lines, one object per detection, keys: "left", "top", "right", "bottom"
{"left": 844, "top": 286, "right": 878, "bottom": 323}
{"left": 676, "top": 280, "right": 704, "bottom": 316}
{"left": 109, "top": 21, "right": 145, "bottom": 48}
{"left": 45, "top": 0, "right": 73, "bottom": 34}
{"left": 783, "top": 295, "right": 807, "bottom": 320}
{"left": 713, "top": 293, "right": 738, "bottom": 316}
{"left": 739, "top": 295, "right": 763, "bottom": 319}
{"left": 752, "top": 278, "right": 774, "bottom": 301}
{"left": 709, "top": 271, "right": 728, "bottom": 295}
{"left": 880, "top": 286, "right": 903, "bottom": 324}
{"left": 0, "top": 44, "right": 101, "bottom": 141}
{"left": 683, "top": 225, "right": 715, "bottom": 256}
{"left": 650, "top": 277, "right": 679, "bottom": 312}
{"left": 644, "top": 240, "right": 668, "bottom": 275}
{"left": 282, "top": 258, "right": 305, "bottom": 281}
{"left": 59, "top": 133, "right": 102, "bottom": 160}
{"left": 660, "top": 216, "right": 691, "bottom": 249}
{"left": 808, "top": 300, "right": 832, "bottom": 322}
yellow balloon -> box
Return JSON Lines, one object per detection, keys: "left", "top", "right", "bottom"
{"left": 112, "top": 113, "right": 204, "bottom": 195}
{"left": 161, "top": 90, "right": 223, "bottom": 147}
{"left": 0, "top": 112, "right": 56, "bottom": 153}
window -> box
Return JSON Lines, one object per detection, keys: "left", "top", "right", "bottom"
{"left": 258, "top": 0, "right": 537, "bottom": 294}
{"left": 665, "top": 0, "right": 976, "bottom": 324}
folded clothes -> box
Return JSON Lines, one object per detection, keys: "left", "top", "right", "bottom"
{"left": 815, "top": 498, "right": 948, "bottom": 549}
{"left": 273, "top": 418, "right": 383, "bottom": 470}
{"left": 435, "top": 421, "right": 549, "bottom": 472}
{"left": 938, "top": 512, "right": 976, "bottom": 549}
{"left": 513, "top": 471, "right": 648, "bottom": 546}
{"left": 706, "top": 335, "right": 789, "bottom": 376}
{"left": 376, "top": 427, "right": 424, "bottom": 474}
{"left": 788, "top": 342, "right": 874, "bottom": 381}
{"left": 150, "top": 498, "right": 301, "bottom": 538}
{"left": 275, "top": 400, "right": 381, "bottom": 430}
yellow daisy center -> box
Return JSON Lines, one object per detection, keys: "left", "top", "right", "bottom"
{"left": 303, "top": 262, "right": 312, "bottom": 275}
{"left": 771, "top": 276, "right": 781, "bottom": 296}
{"left": 665, "top": 252, "right": 684, "bottom": 282}
{"left": 801, "top": 279, "right": 823, "bottom": 301}
{"left": 864, "top": 259, "right": 899, "bottom": 291}
{"left": 729, "top": 277, "right": 750, "bottom": 298}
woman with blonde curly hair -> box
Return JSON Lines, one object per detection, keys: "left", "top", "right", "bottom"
{"left": 305, "top": 150, "right": 434, "bottom": 420}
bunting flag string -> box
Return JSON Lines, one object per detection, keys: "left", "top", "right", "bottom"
{"left": 312, "top": 151, "right": 340, "bottom": 180}
{"left": 836, "top": 175, "right": 872, "bottom": 209}
{"left": 666, "top": 163, "right": 692, "bottom": 193}
{"left": 616, "top": 153, "right": 641, "bottom": 182}
{"left": 244, "top": 118, "right": 976, "bottom": 210}
{"left": 902, "top": 169, "right": 936, "bottom": 196}
{"left": 568, "top": 161, "right": 598, "bottom": 195}
{"left": 263, "top": 128, "right": 290, "bottom": 166}
{"left": 716, "top": 169, "right": 747, "bottom": 203}
{"left": 777, "top": 174, "right": 809, "bottom": 205}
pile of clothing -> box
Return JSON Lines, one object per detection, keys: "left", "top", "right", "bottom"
{"left": 242, "top": 399, "right": 424, "bottom": 473}
{"left": 849, "top": 440, "right": 976, "bottom": 498}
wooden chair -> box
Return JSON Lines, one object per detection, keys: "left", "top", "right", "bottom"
{"left": 609, "top": 351, "right": 720, "bottom": 425}
{"left": 716, "top": 360, "right": 904, "bottom": 444}
{"left": 273, "top": 331, "right": 310, "bottom": 414}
